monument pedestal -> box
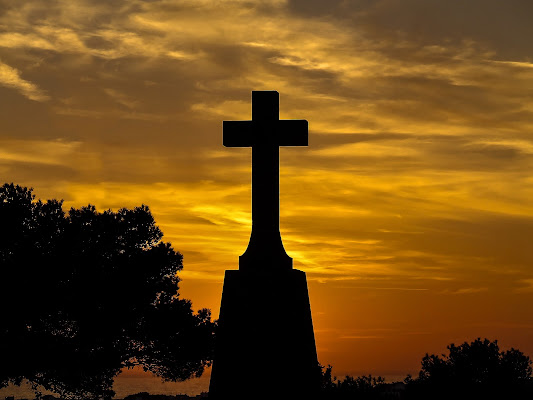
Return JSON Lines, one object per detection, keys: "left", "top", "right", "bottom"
{"left": 209, "top": 269, "right": 320, "bottom": 400}
{"left": 210, "top": 92, "right": 319, "bottom": 398}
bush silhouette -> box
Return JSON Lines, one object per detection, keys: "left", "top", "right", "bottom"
{"left": 406, "top": 338, "right": 532, "bottom": 399}
{"left": 320, "top": 364, "right": 386, "bottom": 399}
{"left": 0, "top": 183, "right": 215, "bottom": 400}
{"left": 320, "top": 339, "right": 532, "bottom": 399}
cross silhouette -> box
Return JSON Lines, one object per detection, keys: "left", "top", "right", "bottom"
{"left": 224, "top": 91, "right": 308, "bottom": 271}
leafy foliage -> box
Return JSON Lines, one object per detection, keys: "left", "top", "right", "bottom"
{"left": 320, "top": 364, "right": 386, "bottom": 399}
{"left": 406, "top": 338, "right": 533, "bottom": 399}
{"left": 0, "top": 183, "right": 215, "bottom": 399}
{"left": 320, "top": 338, "right": 533, "bottom": 399}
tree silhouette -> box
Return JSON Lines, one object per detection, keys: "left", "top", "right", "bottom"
{"left": 406, "top": 338, "right": 533, "bottom": 399}
{"left": 0, "top": 183, "right": 215, "bottom": 400}
{"left": 319, "top": 364, "right": 386, "bottom": 399}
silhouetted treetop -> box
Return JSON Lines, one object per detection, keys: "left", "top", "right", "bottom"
{"left": 406, "top": 337, "right": 532, "bottom": 399}
{"left": 320, "top": 338, "right": 532, "bottom": 399}
{"left": 0, "top": 183, "right": 215, "bottom": 400}
{"left": 319, "top": 364, "right": 387, "bottom": 399}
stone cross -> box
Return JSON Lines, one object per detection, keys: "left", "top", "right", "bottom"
{"left": 223, "top": 91, "right": 308, "bottom": 271}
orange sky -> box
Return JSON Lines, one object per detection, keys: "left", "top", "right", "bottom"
{"left": 1, "top": 0, "right": 533, "bottom": 382}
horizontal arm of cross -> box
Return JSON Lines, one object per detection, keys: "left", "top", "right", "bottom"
{"left": 223, "top": 120, "right": 308, "bottom": 147}
{"left": 223, "top": 121, "right": 254, "bottom": 147}
{"left": 277, "top": 120, "right": 308, "bottom": 146}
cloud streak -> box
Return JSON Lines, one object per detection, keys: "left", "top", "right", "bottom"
{"left": 0, "top": 61, "right": 49, "bottom": 101}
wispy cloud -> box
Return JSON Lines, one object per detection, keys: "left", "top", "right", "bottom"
{"left": 0, "top": 61, "right": 49, "bottom": 101}
{"left": 441, "top": 287, "right": 489, "bottom": 295}
{"left": 0, "top": 138, "right": 81, "bottom": 165}
{"left": 341, "top": 335, "right": 385, "bottom": 340}
{"left": 516, "top": 279, "right": 533, "bottom": 293}
{"left": 103, "top": 88, "right": 139, "bottom": 109}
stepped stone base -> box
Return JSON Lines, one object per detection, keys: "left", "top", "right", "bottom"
{"left": 209, "top": 269, "right": 320, "bottom": 400}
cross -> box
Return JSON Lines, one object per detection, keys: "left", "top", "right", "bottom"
{"left": 224, "top": 91, "right": 308, "bottom": 271}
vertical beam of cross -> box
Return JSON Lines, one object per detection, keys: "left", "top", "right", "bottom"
{"left": 223, "top": 91, "right": 308, "bottom": 271}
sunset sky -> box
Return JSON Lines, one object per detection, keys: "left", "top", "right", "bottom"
{"left": 1, "top": 0, "right": 533, "bottom": 385}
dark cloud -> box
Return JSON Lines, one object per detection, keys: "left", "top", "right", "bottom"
{"left": 0, "top": 160, "right": 78, "bottom": 182}
{"left": 288, "top": 0, "right": 533, "bottom": 59}
{"left": 368, "top": 0, "right": 533, "bottom": 59}
{"left": 287, "top": 0, "right": 373, "bottom": 17}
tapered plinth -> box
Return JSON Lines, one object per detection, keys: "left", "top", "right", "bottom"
{"left": 209, "top": 269, "right": 320, "bottom": 400}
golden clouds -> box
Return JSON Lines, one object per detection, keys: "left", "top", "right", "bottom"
{"left": 0, "top": 138, "right": 80, "bottom": 165}
{"left": 0, "top": 61, "right": 49, "bottom": 101}
{"left": 1, "top": 0, "right": 533, "bottom": 382}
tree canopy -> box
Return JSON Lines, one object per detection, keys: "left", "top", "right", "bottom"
{"left": 406, "top": 337, "right": 532, "bottom": 399}
{"left": 319, "top": 338, "right": 533, "bottom": 399}
{"left": 0, "top": 183, "right": 215, "bottom": 399}
{"left": 319, "top": 364, "right": 386, "bottom": 399}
